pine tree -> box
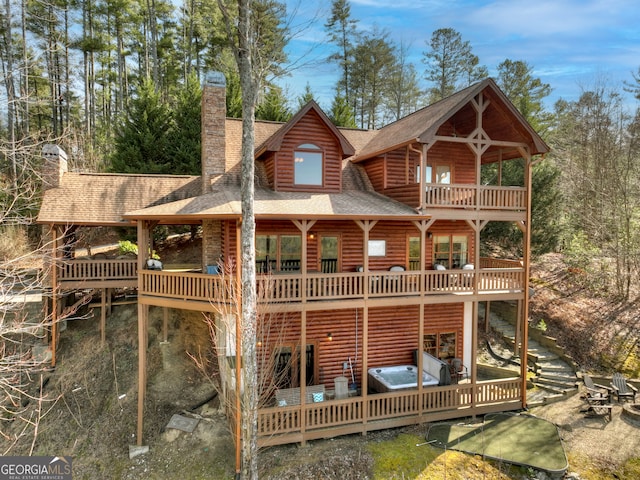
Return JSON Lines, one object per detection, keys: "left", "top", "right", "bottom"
{"left": 422, "top": 28, "right": 486, "bottom": 102}
{"left": 297, "top": 83, "right": 314, "bottom": 109}
{"left": 256, "top": 85, "right": 291, "bottom": 121}
{"left": 167, "top": 72, "right": 202, "bottom": 174}
{"left": 109, "top": 78, "right": 173, "bottom": 173}
{"left": 329, "top": 93, "right": 356, "bottom": 128}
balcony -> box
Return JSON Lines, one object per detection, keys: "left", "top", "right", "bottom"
{"left": 55, "top": 258, "right": 524, "bottom": 308}
{"left": 382, "top": 183, "right": 526, "bottom": 211}
{"left": 137, "top": 261, "right": 524, "bottom": 310}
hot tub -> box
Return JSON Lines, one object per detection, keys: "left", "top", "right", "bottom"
{"left": 368, "top": 365, "right": 440, "bottom": 393}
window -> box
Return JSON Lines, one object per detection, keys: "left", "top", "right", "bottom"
{"left": 434, "top": 234, "right": 468, "bottom": 269}
{"left": 256, "top": 234, "right": 302, "bottom": 272}
{"left": 435, "top": 165, "right": 451, "bottom": 184}
{"left": 416, "top": 164, "right": 450, "bottom": 184}
{"left": 423, "top": 332, "right": 457, "bottom": 360}
{"left": 368, "top": 240, "right": 386, "bottom": 256}
{"left": 280, "top": 235, "right": 302, "bottom": 271}
{"left": 294, "top": 143, "right": 323, "bottom": 186}
{"left": 319, "top": 235, "right": 339, "bottom": 273}
{"left": 256, "top": 234, "right": 277, "bottom": 273}
{"left": 408, "top": 236, "right": 420, "bottom": 270}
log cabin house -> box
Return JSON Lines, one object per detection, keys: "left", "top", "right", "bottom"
{"left": 37, "top": 73, "right": 548, "bottom": 454}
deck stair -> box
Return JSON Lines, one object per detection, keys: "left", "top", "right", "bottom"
{"left": 484, "top": 308, "right": 578, "bottom": 406}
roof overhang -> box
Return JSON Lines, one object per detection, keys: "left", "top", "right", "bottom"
{"left": 123, "top": 187, "right": 427, "bottom": 224}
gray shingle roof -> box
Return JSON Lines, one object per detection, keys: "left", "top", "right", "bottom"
{"left": 123, "top": 186, "right": 421, "bottom": 223}
{"left": 37, "top": 173, "right": 200, "bottom": 225}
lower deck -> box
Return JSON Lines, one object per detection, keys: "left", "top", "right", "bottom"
{"left": 240, "top": 379, "right": 522, "bottom": 446}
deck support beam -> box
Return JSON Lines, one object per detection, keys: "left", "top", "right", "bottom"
{"left": 136, "top": 220, "right": 151, "bottom": 446}
{"left": 520, "top": 152, "right": 533, "bottom": 408}
{"left": 50, "top": 226, "right": 60, "bottom": 367}
{"left": 100, "top": 288, "right": 106, "bottom": 344}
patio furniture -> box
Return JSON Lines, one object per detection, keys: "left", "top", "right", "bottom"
{"left": 275, "top": 385, "right": 326, "bottom": 406}
{"left": 582, "top": 373, "right": 612, "bottom": 403}
{"left": 449, "top": 358, "right": 468, "bottom": 384}
{"left": 611, "top": 372, "right": 638, "bottom": 403}
{"left": 580, "top": 374, "right": 613, "bottom": 420}
{"left": 580, "top": 401, "right": 613, "bottom": 421}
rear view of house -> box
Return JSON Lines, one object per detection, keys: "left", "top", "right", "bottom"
{"left": 38, "top": 73, "right": 548, "bottom": 451}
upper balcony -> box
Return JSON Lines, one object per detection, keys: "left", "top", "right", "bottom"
{"left": 382, "top": 183, "right": 526, "bottom": 214}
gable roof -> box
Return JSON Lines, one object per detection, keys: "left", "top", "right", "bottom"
{"left": 255, "top": 100, "right": 355, "bottom": 157}
{"left": 37, "top": 173, "right": 201, "bottom": 225}
{"left": 352, "top": 78, "right": 549, "bottom": 162}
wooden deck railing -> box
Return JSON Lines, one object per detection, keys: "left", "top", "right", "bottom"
{"left": 58, "top": 259, "right": 138, "bottom": 284}
{"left": 479, "top": 257, "right": 523, "bottom": 269}
{"left": 140, "top": 270, "right": 232, "bottom": 303}
{"left": 383, "top": 184, "right": 526, "bottom": 210}
{"left": 426, "top": 184, "right": 526, "bottom": 210}
{"left": 256, "top": 378, "right": 522, "bottom": 446}
{"left": 58, "top": 259, "right": 524, "bottom": 304}
{"left": 137, "top": 266, "right": 524, "bottom": 306}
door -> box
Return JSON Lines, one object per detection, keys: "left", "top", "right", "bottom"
{"left": 273, "top": 343, "right": 317, "bottom": 388}
{"left": 319, "top": 235, "right": 340, "bottom": 273}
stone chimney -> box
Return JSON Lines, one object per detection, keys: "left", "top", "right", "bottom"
{"left": 201, "top": 71, "right": 227, "bottom": 194}
{"left": 42, "top": 144, "right": 68, "bottom": 190}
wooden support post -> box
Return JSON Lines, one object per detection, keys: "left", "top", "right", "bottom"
{"left": 136, "top": 302, "right": 148, "bottom": 446}
{"left": 234, "top": 219, "right": 242, "bottom": 477}
{"left": 162, "top": 307, "right": 169, "bottom": 344}
{"left": 300, "top": 309, "right": 307, "bottom": 445}
{"left": 471, "top": 301, "right": 478, "bottom": 412}
{"left": 51, "top": 227, "right": 59, "bottom": 367}
{"left": 484, "top": 301, "right": 491, "bottom": 333}
{"left": 100, "top": 288, "right": 107, "bottom": 344}
{"left": 362, "top": 305, "right": 368, "bottom": 436}
{"left": 515, "top": 300, "right": 522, "bottom": 358}
{"left": 418, "top": 302, "right": 424, "bottom": 414}
{"left": 136, "top": 220, "right": 150, "bottom": 446}
{"left": 521, "top": 152, "right": 533, "bottom": 409}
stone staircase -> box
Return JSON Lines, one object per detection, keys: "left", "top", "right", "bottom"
{"left": 484, "top": 310, "right": 579, "bottom": 406}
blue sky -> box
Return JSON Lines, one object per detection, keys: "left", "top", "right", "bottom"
{"left": 280, "top": 0, "right": 640, "bottom": 113}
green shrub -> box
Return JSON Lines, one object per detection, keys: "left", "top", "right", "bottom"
{"left": 118, "top": 240, "right": 138, "bottom": 256}
{"left": 536, "top": 319, "right": 547, "bottom": 332}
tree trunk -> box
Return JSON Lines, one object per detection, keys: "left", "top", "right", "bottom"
{"left": 217, "top": 0, "right": 260, "bottom": 478}
{"left": 2, "top": 0, "right": 17, "bottom": 189}
{"left": 237, "top": 3, "right": 258, "bottom": 476}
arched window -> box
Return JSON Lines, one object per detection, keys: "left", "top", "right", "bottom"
{"left": 294, "top": 143, "right": 323, "bottom": 186}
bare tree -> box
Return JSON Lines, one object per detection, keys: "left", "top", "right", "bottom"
{"left": 190, "top": 266, "right": 297, "bottom": 408}
{"left": 0, "top": 233, "right": 86, "bottom": 454}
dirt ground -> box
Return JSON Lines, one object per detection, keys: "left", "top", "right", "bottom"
{"left": 5, "top": 248, "right": 640, "bottom": 479}
{"left": 7, "top": 303, "right": 637, "bottom": 480}
{"left": 530, "top": 394, "right": 640, "bottom": 474}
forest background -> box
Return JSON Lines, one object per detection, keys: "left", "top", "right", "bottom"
{"left": 1, "top": 0, "right": 640, "bottom": 303}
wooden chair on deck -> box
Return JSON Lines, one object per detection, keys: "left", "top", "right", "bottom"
{"left": 449, "top": 358, "right": 468, "bottom": 384}
{"left": 611, "top": 373, "right": 638, "bottom": 403}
